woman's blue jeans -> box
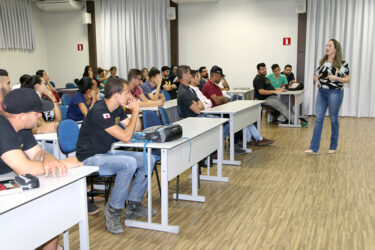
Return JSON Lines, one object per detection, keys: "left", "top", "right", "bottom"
{"left": 309, "top": 88, "right": 344, "bottom": 152}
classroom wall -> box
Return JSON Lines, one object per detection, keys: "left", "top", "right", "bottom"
{"left": 178, "top": 0, "right": 299, "bottom": 88}
{"left": 0, "top": 3, "right": 89, "bottom": 88}
{"left": 43, "top": 10, "right": 89, "bottom": 87}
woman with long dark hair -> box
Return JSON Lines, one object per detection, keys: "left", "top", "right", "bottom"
{"left": 305, "top": 39, "right": 350, "bottom": 154}
{"left": 66, "top": 77, "right": 98, "bottom": 121}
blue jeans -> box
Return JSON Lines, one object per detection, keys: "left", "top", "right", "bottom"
{"left": 246, "top": 124, "right": 262, "bottom": 142}
{"left": 198, "top": 113, "right": 230, "bottom": 140}
{"left": 309, "top": 88, "right": 344, "bottom": 152}
{"left": 83, "top": 150, "right": 155, "bottom": 209}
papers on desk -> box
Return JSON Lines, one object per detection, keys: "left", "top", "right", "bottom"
{"left": 0, "top": 179, "right": 23, "bottom": 196}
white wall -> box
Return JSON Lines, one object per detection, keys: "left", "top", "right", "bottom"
{"left": 0, "top": 3, "right": 89, "bottom": 88}
{"left": 178, "top": 0, "right": 299, "bottom": 88}
{"left": 43, "top": 11, "right": 89, "bottom": 87}
{"left": 0, "top": 4, "right": 48, "bottom": 85}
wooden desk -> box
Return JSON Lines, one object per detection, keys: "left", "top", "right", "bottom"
{"left": 0, "top": 166, "right": 98, "bottom": 250}
{"left": 202, "top": 100, "right": 264, "bottom": 165}
{"left": 112, "top": 117, "right": 228, "bottom": 233}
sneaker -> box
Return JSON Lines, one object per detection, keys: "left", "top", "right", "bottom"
{"left": 234, "top": 146, "right": 246, "bottom": 155}
{"left": 301, "top": 121, "right": 309, "bottom": 127}
{"left": 247, "top": 138, "right": 257, "bottom": 146}
{"left": 304, "top": 149, "right": 318, "bottom": 154}
{"left": 125, "top": 201, "right": 158, "bottom": 219}
{"left": 87, "top": 199, "right": 100, "bottom": 215}
{"left": 104, "top": 203, "right": 123, "bottom": 234}
{"left": 256, "top": 138, "right": 274, "bottom": 146}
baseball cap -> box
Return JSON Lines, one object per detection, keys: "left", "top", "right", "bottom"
{"left": 2, "top": 88, "right": 54, "bottom": 114}
{"left": 210, "top": 66, "right": 225, "bottom": 77}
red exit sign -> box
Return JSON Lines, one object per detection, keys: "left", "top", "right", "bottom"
{"left": 283, "top": 37, "right": 291, "bottom": 46}
{"left": 77, "top": 44, "right": 83, "bottom": 51}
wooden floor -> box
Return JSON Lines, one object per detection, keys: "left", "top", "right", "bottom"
{"left": 66, "top": 116, "right": 375, "bottom": 250}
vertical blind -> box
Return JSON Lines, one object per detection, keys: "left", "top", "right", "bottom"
{"left": 0, "top": 0, "right": 35, "bottom": 50}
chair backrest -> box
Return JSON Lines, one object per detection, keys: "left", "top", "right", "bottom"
{"left": 66, "top": 83, "right": 76, "bottom": 89}
{"left": 60, "top": 105, "right": 68, "bottom": 120}
{"left": 177, "top": 104, "right": 183, "bottom": 118}
{"left": 161, "top": 90, "right": 171, "bottom": 101}
{"left": 142, "top": 111, "right": 162, "bottom": 129}
{"left": 57, "top": 119, "right": 80, "bottom": 155}
{"left": 61, "top": 94, "right": 72, "bottom": 106}
{"left": 49, "top": 81, "right": 56, "bottom": 87}
{"left": 158, "top": 107, "right": 170, "bottom": 125}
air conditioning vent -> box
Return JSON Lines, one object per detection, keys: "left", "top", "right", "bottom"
{"left": 36, "top": 0, "right": 83, "bottom": 11}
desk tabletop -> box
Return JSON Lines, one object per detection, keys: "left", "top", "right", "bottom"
{"left": 140, "top": 99, "right": 177, "bottom": 112}
{"left": 113, "top": 117, "right": 228, "bottom": 149}
{"left": 277, "top": 90, "right": 304, "bottom": 95}
{"left": 201, "top": 100, "right": 264, "bottom": 114}
{"left": 34, "top": 132, "right": 58, "bottom": 141}
{"left": 0, "top": 166, "right": 98, "bottom": 214}
{"left": 227, "top": 88, "right": 253, "bottom": 94}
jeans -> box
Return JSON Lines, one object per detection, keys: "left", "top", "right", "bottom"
{"left": 264, "top": 95, "right": 296, "bottom": 122}
{"left": 198, "top": 113, "right": 230, "bottom": 140}
{"left": 309, "top": 88, "right": 344, "bottom": 152}
{"left": 83, "top": 150, "right": 155, "bottom": 209}
{"left": 247, "top": 124, "right": 263, "bottom": 142}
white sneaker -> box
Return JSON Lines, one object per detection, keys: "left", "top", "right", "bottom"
{"left": 304, "top": 149, "right": 318, "bottom": 154}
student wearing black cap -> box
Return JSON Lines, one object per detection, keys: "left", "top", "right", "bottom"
{"left": 0, "top": 88, "right": 82, "bottom": 250}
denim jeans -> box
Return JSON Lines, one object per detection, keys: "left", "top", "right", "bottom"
{"left": 198, "top": 113, "right": 230, "bottom": 140}
{"left": 83, "top": 150, "right": 155, "bottom": 209}
{"left": 246, "top": 124, "right": 263, "bottom": 142}
{"left": 309, "top": 88, "right": 344, "bottom": 152}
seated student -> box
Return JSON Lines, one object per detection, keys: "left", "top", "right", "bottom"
{"left": 0, "top": 69, "right": 11, "bottom": 113}
{"left": 281, "top": 64, "right": 296, "bottom": 84}
{"left": 12, "top": 74, "right": 30, "bottom": 90}
{"left": 97, "top": 67, "right": 110, "bottom": 90}
{"left": 66, "top": 77, "right": 98, "bottom": 121}
{"left": 21, "top": 75, "right": 62, "bottom": 133}
{"left": 161, "top": 66, "right": 178, "bottom": 99}
{"left": 254, "top": 63, "right": 308, "bottom": 127}
{"left": 189, "top": 69, "right": 212, "bottom": 109}
{"left": 36, "top": 69, "right": 61, "bottom": 103}
{"left": 0, "top": 88, "right": 82, "bottom": 250}
{"left": 76, "top": 78, "right": 157, "bottom": 235}
{"left": 202, "top": 66, "right": 273, "bottom": 147}
{"left": 141, "top": 68, "right": 149, "bottom": 83}
{"left": 127, "top": 69, "right": 163, "bottom": 107}
{"left": 266, "top": 64, "right": 288, "bottom": 89}
{"left": 169, "top": 65, "right": 179, "bottom": 84}
{"left": 202, "top": 66, "right": 228, "bottom": 107}
{"left": 140, "top": 68, "right": 166, "bottom": 102}
{"left": 198, "top": 66, "right": 209, "bottom": 91}
{"left": 109, "top": 66, "right": 118, "bottom": 79}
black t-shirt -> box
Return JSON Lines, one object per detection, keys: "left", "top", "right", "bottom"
{"left": 76, "top": 100, "right": 127, "bottom": 161}
{"left": 0, "top": 115, "right": 37, "bottom": 175}
{"left": 198, "top": 79, "right": 207, "bottom": 91}
{"left": 281, "top": 71, "right": 295, "bottom": 83}
{"left": 253, "top": 74, "right": 275, "bottom": 100}
{"left": 177, "top": 84, "right": 200, "bottom": 118}
{"left": 161, "top": 78, "right": 178, "bottom": 99}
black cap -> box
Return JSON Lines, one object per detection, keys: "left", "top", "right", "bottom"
{"left": 210, "top": 66, "right": 225, "bottom": 77}
{"left": 2, "top": 88, "right": 54, "bottom": 114}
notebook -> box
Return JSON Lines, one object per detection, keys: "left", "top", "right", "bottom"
{"left": 0, "top": 179, "right": 24, "bottom": 196}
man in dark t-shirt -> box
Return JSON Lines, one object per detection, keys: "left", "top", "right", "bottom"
{"left": 176, "top": 65, "right": 204, "bottom": 118}
{"left": 281, "top": 64, "right": 296, "bottom": 84}
{"left": 76, "top": 77, "right": 157, "bottom": 235}
{"left": 0, "top": 88, "right": 81, "bottom": 250}
{"left": 253, "top": 63, "right": 308, "bottom": 127}
{"left": 161, "top": 66, "right": 178, "bottom": 99}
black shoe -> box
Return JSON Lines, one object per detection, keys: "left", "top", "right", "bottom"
{"left": 125, "top": 201, "right": 157, "bottom": 219}
{"left": 88, "top": 199, "right": 100, "bottom": 215}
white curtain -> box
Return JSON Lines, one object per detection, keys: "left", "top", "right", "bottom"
{"left": 0, "top": 0, "right": 35, "bottom": 50}
{"left": 101, "top": 0, "right": 170, "bottom": 79}
{"left": 304, "top": 0, "right": 375, "bottom": 117}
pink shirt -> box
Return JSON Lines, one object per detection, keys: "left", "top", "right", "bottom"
{"left": 190, "top": 85, "right": 212, "bottom": 109}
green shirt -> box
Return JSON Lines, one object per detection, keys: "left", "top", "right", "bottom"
{"left": 266, "top": 73, "right": 288, "bottom": 89}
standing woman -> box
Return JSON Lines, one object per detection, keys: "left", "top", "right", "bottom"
{"left": 305, "top": 39, "right": 350, "bottom": 154}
